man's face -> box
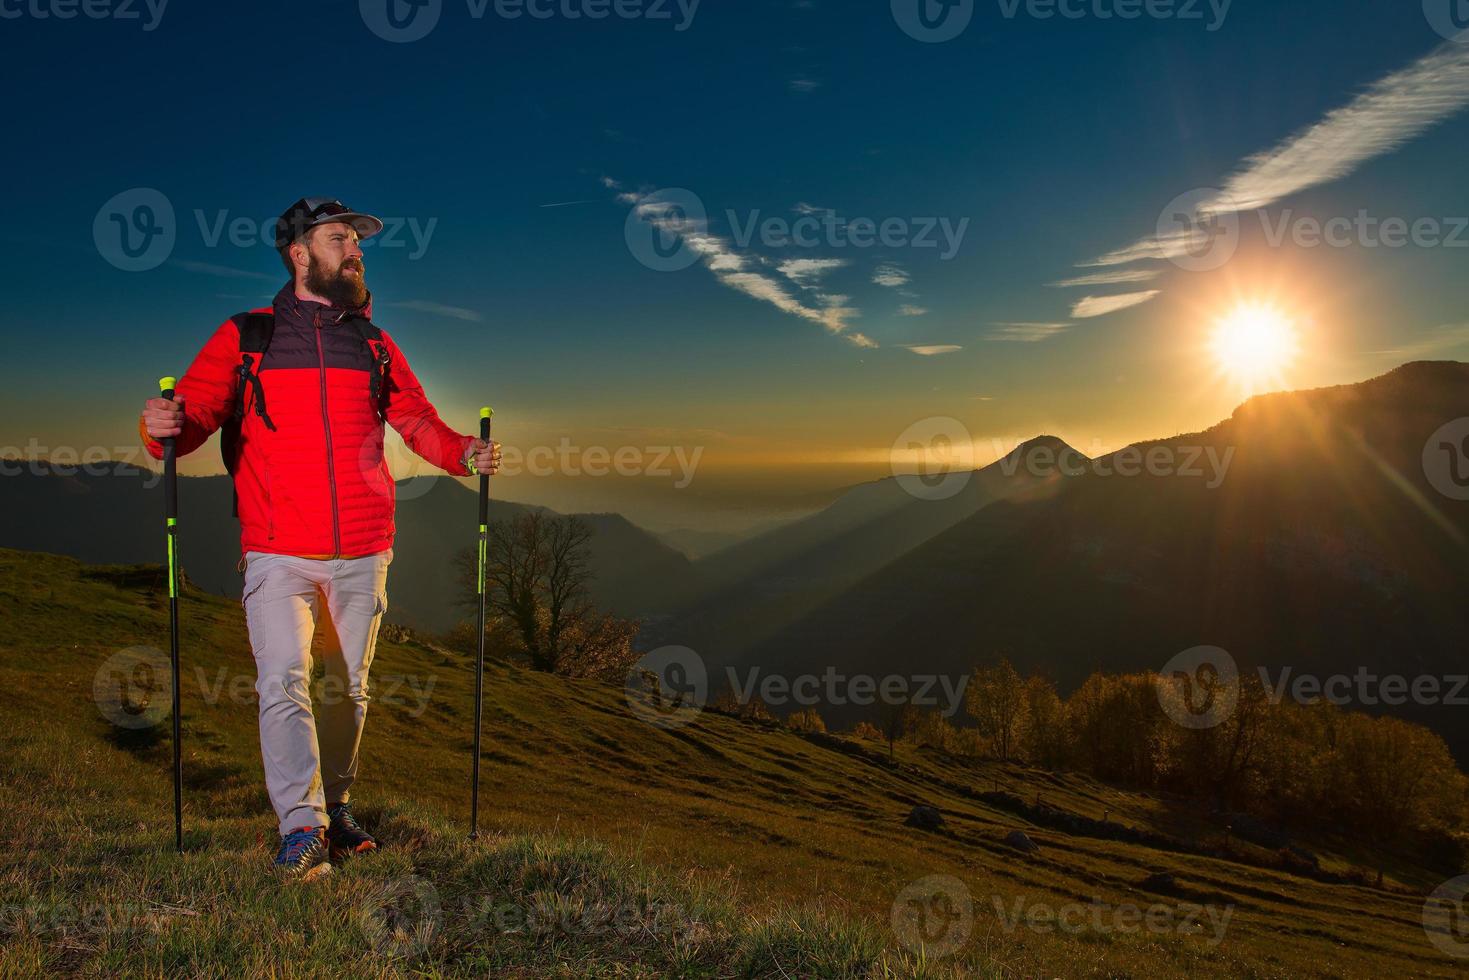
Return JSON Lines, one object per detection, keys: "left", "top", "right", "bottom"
{"left": 298, "top": 221, "right": 368, "bottom": 308}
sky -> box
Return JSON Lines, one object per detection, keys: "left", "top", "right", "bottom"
{"left": 1, "top": 0, "right": 1467, "bottom": 533}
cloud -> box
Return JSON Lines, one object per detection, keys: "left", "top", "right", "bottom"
{"left": 789, "top": 76, "right": 821, "bottom": 93}
{"left": 1089, "top": 41, "right": 1469, "bottom": 267}
{"left": 793, "top": 202, "right": 831, "bottom": 216}
{"left": 1050, "top": 268, "right": 1161, "bottom": 287}
{"left": 624, "top": 187, "right": 870, "bottom": 346}
{"left": 386, "top": 300, "right": 483, "bottom": 322}
{"left": 778, "top": 257, "right": 849, "bottom": 286}
{"left": 1084, "top": 230, "right": 1208, "bottom": 268}
{"left": 901, "top": 344, "right": 962, "bottom": 356}
{"left": 1366, "top": 322, "right": 1469, "bottom": 360}
{"left": 600, "top": 176, "right": 622, "bottom": 189}
{"left": 538, "top": 200, "right": 592, "bottom": 208}
{"left": 1070, "top": 291, "right": 1161, "bottom": 318}
{"left": 1209, "top": 42, "right": 1469, "bottom": 213}
{"left": 872, "top": 263, "right": 910, "bottom": 288}
{"left": 989, "top": 322, "right": 1071, "bottom": 342}
{"left": 898, "top": 305, "right": 929, "bottom": 317}
{"left": 170, "top": 260, "right": 276, "bottom": 281}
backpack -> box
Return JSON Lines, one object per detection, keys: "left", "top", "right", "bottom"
{"left": 220, "top": 311, "right": 392, "bottom": 516}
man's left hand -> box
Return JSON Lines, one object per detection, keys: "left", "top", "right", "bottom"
{"left": 469, "top": 438, "right": 502, "bottom": 476}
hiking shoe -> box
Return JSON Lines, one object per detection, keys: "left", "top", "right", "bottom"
{"left": 273, "top": 826, "right": 331, "bottom": 881}
{"left": 326, "top": 802, "right": 378, "bottom": 862}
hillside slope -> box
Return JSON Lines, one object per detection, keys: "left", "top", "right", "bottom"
{"left": 0, "top": 547, "right": 1463, "bottom": 977}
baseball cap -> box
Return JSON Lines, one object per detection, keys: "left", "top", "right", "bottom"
{"left": 274, "top": 197, "right": 384, "bottom": 253}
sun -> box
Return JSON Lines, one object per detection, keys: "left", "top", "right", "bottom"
{"left": 1209, "top": 304, "right": 1298, "bottom": 391}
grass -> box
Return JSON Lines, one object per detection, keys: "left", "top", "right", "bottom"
{"left": 0, "top": 547, "right": 1464, "bottom": 977}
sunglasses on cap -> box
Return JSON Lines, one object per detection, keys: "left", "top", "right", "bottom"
{"left": 275, "top": 197, "right": 385, "bottom": 250}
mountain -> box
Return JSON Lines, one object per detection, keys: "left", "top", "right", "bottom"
{"left": 743, "top": 362, "right": 1469, "bottom": 754}
{"left": 652, "top": 436, "right": 1089, "bottom": 663}
{"left": 0, "top": 464, "right": 701, "bottom": 633}
{"left": 654, "top": 518, "right": 802, "bottom": 560}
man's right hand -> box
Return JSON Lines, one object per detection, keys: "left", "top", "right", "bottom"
{"left": 142, "top": 396, "right": 186, "bottom": 440}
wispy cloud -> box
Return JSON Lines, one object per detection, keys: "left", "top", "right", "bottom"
{"left": 538, "top": 200, "right": 592, "bottom": 208}
{"left": 1366, "top": 322, "right": 1469, "bottom": 360}
{"left": 1070, "top": 291, "right": 1160, "bottom": 319}
{"left": 1051, "top": 268, "right": 1160, "bottom": 288}
{"left": 386, "top": 300, "right": 483, "bottom": 322}
{"left": 1210, "top": 42, "right": 1469, "bottom": 213}
{"left": 1090, "top": 42, "right": 1469, "bottom": 267}
{"left": 778, "top": 257, "right": 848, "bottom": 286}
{"left": 793, "top": 202, "right": 831, "bottom": 216}
{"left": 623, "top": 187, "right": 870, "bottom": 347}
{"left": 872, "top": 263, "right": 910, "bottom": 288}
{"left": 989, "top": 322, "right": 1071, "bottom": 343}
{"left": 898, "top": 304, "right": 929, "bottom": 317}
{"left": 171, "top": 260, "right": 276, "bottom": 281}
{"left": 901, "top": 344, "right": 961, "bottom": 356}
{"left": 789, "top": 76, "right": 821, "bottom": 93}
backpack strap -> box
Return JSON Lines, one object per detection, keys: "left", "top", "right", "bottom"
{"left": 349, "top": 317, "right": 392, "bottom": 420}
{"left": 234, "top": 313, "right": 278, "bottom": 434}
{"left": 222, "top": 312, "right": 278, "bottom": 518}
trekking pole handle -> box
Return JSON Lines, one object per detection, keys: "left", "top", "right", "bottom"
{"left": 478, "top": 407, "right": 493, "bottom": 525}
{"left": 158, "top": 377, "right": 179, "bottom": 518}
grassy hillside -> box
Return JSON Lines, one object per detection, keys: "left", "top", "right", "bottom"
{"left": 1, "top": 548, "right": 1464, "bottom": 977}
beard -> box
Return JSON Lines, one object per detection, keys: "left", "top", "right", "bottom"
{"left": 305, "top": 252, "right": 369, "bottom": 309}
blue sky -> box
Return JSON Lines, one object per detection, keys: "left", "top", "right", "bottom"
{"left": 2, "top": 0, "right": 1467, "bottom": 530}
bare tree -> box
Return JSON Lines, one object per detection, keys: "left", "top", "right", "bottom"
{"left": 457, "top": 512, "right": 641, "bottom": 677}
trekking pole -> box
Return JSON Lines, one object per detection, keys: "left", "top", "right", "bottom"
{"left": 159, "top": 376, "right": 184, "bottom": 853}
{"left": 470, "top": 406, "right": 493, "bottom": 841}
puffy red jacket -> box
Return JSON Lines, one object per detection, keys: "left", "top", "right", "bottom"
{"left": 141, "top": 284, "right": 475, "bottom": 558}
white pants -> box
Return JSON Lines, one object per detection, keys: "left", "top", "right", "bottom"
{"left": 241, "top": 550, "right": 392, "bottom": 834}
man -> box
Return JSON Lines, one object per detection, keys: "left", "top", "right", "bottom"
{"left": 140, "top": 197, "right": 501, "bottom": 880}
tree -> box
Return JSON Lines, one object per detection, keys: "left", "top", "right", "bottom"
{"left": 456, "top": 513, "right": 641, "bottom": 677}
{"left": 966, "top": 659, "right": 1027, "bottom": 762}
{"left": 786, "top": 708, "right": 827, "bottom": 734}
{"left": 1020, "top": 674, "right": 1067, "bottom": 767}
{"left": 880, "top": 695, "right": 923, "bottom": 761}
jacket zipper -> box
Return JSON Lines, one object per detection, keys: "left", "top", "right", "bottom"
{"left": 313, "top": 313, "right": 342, "bottom": 558}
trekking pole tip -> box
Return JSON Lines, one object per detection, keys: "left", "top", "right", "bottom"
{"left": 159, "top": 376, "right": 177, "bottom": 394}
{"left": 480, "top": 406, "right": 493, "bottom": 419}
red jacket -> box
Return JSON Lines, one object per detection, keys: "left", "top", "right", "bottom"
{"left": 141, "top": 284, "right": 475, "bottom": 558}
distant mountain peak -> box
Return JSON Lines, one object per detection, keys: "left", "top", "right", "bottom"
{"left": 991, "top": 435, "right": 1088, "bottom": 470}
